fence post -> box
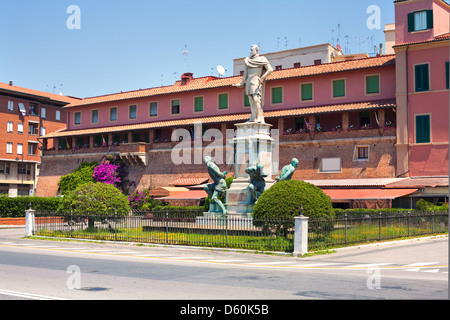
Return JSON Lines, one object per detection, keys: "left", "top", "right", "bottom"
{"left": 293, "top": 207, "right": 309, "bottom": 257}
{"left": 25, "top": 207, "right": 36, "bottom": 237}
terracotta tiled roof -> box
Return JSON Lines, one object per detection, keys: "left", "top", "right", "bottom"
{"left": 65, "top": 55, "right": 396, "bottom": 108}
{"left": 169, "top": 177, "right": 209, "bottom": 187}
{"left": 42, "top": 99, "right": 395, "bottom": 139}
{"left": 0, "top": 81, "right": 80, "bottom": 104}
{"left": 393, "top": 33, "right": 450, "bottom": 48}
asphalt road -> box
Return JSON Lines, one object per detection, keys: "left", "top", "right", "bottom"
{"left": 0, "top": 227, "right": 448, "bottom": 304}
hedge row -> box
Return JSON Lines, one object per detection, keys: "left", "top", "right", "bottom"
{"left": 0, "top": 197, "right": 62, "bottom": 218}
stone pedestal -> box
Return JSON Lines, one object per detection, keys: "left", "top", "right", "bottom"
{"left": 225, "top": 122, "right": 275, "bottom": 217}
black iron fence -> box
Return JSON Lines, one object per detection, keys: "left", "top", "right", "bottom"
{"left": 309, "top": 211, "right": 448, "bottom": 250}
{"left": 33, "top": 210, "right": 295, "bottom": 252}
{"left": 32, "top": 210, "right": 448, "bottom": 252}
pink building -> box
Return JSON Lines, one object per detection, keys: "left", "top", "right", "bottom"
{"left": 390, "top": 0, "right": 449, "bottom": 203}
{"left": 36, "top": 0, "right": 449, "bottom": 208}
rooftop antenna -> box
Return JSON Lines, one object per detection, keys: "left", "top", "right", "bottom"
{"left": 183, "top": 44, "right": 189, "bottom": 73}
{"left": 216, "top": 65, "right": 226, "bottom": 77}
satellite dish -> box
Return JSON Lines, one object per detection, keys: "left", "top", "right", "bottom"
{"left": 217, "top": 65, "right": 226, "bottom": 77}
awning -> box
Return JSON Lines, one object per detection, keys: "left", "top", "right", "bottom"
{"left": 323, "top": 188, "right": 419, "bottom": 201}
{"left": 147, "top": 187, "right": 189, "bottom": 197}
{"left": 158, "top": 190, "right": 207, "bottom": 200}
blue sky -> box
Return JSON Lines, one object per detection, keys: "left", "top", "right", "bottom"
{"left": 0, "top": 1, "right": 395, "bottom": 98}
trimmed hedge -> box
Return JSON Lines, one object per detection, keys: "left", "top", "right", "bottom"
{"left": 253, "top": 180, "right": 334, "bottom": 221}
{"left": 0, "top": 196, "right": 62, "bottom": 218}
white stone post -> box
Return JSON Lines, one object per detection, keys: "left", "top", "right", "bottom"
{"left": 293, "top": 215, "right": 309, "bottom": 257}
{"left": 25, "top": 208, "right": 36, "bottom": 237}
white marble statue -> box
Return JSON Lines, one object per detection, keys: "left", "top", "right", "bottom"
{"left": 234, "top": 45, "right": 273, "bottom": 123}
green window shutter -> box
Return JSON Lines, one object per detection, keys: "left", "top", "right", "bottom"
{"left": 426, "top": 10, "right": 433, "bottom": 29}
{"left": 272, "top": 87, "right": 283, "bottom": 104}
{"left": 446, "top": 62, "right": 449, "bottom": 89}
{"left": 415, "top": 64, "right": 429, "bottom": 92}
{"left": 408, "top": 12, "right": 415, "bottom": 32}
{"left": 333, "top": 79, "right": 345, "bottom": 97}
{"left": 244, "top": 94, "right": 250, "bottom": 107}
{"left": 416, "top": 115, "right": 431, "bottom": 143}
{"left": 301, "top": 83, "right": 313, "bottom": 100}
{"left": 366, "top": 75, "right": 380, "bottom": 94}
{"left": 218, "top": 94, "right": 228, "bottom": 109}
{"left": 194, "top": 96, "right": 204, "bottom": 112}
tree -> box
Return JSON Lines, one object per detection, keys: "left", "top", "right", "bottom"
{"left": 58, "top": 162, "right": 97, "bottom": 195}
{"left": 58, "top": 182, "right": 130, "bottom": 229}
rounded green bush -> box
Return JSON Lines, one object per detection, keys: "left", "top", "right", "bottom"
{"left": 58, "top": 182, "right": 130, "bottom": 217}
{"left": 253, "top": 180, "right": 334, "bottom": 221}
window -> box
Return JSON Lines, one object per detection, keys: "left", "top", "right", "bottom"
{"left": 0, "top": 162, "right": 4, "bottom": 174}
{"left": 56, "top": 110, "right": 61, "bottom": 121}
{"left": 28, "top": 122, "right": 38, "bottom": 135}
{"left": 41, "top": 107, "right": 46, "bottom": 118}
{"left": 91, "top": 110, "right": 99, "bottom": 124}
{"left": 271, "top": 87, "right": 283, "bottom": 104}
{"left": 218, "top": 94, "right": 228, "bottom": 109}
{"left": 416, "top": 114, "right": 431, "bottom": 143}
{"left": 294, "top": 62, "right": 301, "bottom": 68}
{"left": 319, "top": 158, "right": 341, "bottom": 173}
{"left": 194, "top": 96, "right": 204, "bottom": 112}
{"left": 110, "top": 107, "right": 118, "bottom": 121}
{"left": 446, "top": 61, "right": 449, "bottom": 89}
{"left": 295, "top": 117, "right": 305, "bottom": 131}
{"left": 8, "top": 101, "right": 13, "bottom": 111}
{"left": 171, "top": 99, "right": 180, "bottom": 115}
{"left": 408, "top": 10, "right": 433, "bottom": 32}
{"left": 7, "top": 121, "right": 13, "bottom": 133}
{"left": 6, "top": 143, "right": 12, "bottom": 154}
{"left": 74, "top": 112, "right": 81, "bottom": 125}
{"left": 333, "top": 79, "right": 346, "bottom": 98}
{"left": 18, "top": 123, "right": 23, "bottom": 134}
{"left": 354, "top": 146, "right": 369, "bottom": 160}
{"left": 301, "top": 83, "right": 313, "bottom": 101}
{"left": 40, "top": 127, "right": 46, "bottom": 136}
{"left": 149, "top": 102, "right": 158, "bottom": 117}
{"left": 275, "top": 65, "right": 282, "bottom": 71}
{"left": 18, "top": 103, "right": 26, "bottom": 116}
{"left": 28, "top": 143, "right": 38, "bottom": 155}
{"left": 244, "top": 94, "right": 250, "bottom": 107}
{"left": 366, "top": 75, "right": 380, "bottom": 94}
{"left": 314, "top": 59, "right": 322, "bottom": 65}
{"left": 129, "top": 105, "right": 137, "bottom": 120}
{"left": 415, "top": 64, "right": 429, "bottom": 92}
{"left": 360, "top": 111, "right": 371, "bottom": 127}
{"left": 29, "top": 104, "right": 37, "bottom": 115}
{"left": 17, "top": 143, "right": 23, "bottom": 155}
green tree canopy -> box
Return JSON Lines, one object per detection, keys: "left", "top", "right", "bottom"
{"left": 58, "top": 182, "right": 130, "bottom": 217}
{"left": 253, "top": 180, "right": 334, "bottom": 221}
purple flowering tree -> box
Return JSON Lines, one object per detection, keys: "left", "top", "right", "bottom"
{"left": 93, "top": 158, "right": 121, "bottom": 187}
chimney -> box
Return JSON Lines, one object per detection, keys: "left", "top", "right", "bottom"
{"left": 181, "top": 72, "right": 194, "bottom": 85}
{"left": 9, "top": 81, "right": 13, "bottom": 86}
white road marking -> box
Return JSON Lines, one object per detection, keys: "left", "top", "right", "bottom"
{"left": 0, "top": 289, "right": 67, "bottom": 300}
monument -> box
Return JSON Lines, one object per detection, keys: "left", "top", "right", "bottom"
{"left": 202, "top": 45, "right": 297, "bottom": 222}
{"left": 224, "top": 45, "right": 275, "bottom": 218}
